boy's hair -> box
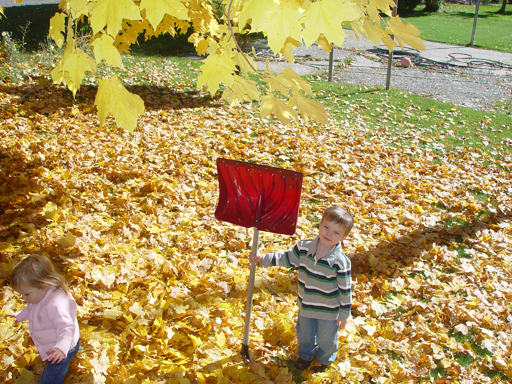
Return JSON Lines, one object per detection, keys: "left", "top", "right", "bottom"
{"left": 321, "top": 206, "right": 354, "bottom": 237}
{"left": 10, "top": 255, "right": 69, "bottom": 295}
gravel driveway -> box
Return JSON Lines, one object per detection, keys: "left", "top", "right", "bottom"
{"left": 332, "top": 64, "right": 512, "bottom": 111}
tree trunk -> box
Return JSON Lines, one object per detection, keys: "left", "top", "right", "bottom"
{"left": 496, "top": 0, "right": 506, "bottom": 14}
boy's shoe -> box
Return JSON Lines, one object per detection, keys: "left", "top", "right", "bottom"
{"left": 294, "top": 358, "right": 311, "bottom": 370}
{"left": 311, "top": 364, "right": 328, "bottom": 373}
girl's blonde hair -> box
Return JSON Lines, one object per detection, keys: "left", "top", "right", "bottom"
{"left": 10, "top": 255, "right": 69, "bottom": 295}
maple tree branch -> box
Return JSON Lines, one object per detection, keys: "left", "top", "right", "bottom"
{"left": 225, "top": 0, "right": 258, "bottom": 74}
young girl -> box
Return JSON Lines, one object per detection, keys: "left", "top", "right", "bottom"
{"left": 5, "top": 254, "right": 80, "bottom": 384}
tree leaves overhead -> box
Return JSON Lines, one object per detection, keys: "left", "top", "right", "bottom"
{"left": 43, "top": 0, "right": 425, "bottom": 130}
{"left": 197, "top": 52, "right": 237, "bottom": 95}
{"left": 91, "top": 34, "right": 122, "bottom": 67}
{"left": 49, "top": 12, "right": 67, "bottom": 48}
{"left": 139, "top": 0, "right": 188, "bottom": 30}
{"left": 94, "top": 75, "right": 145, "bottom": 132}
{"left": 301, "top": 0, "right": 361, "bottom": 48}
{"left": 258, "top": 1, "right": 303, "bottom": 55}
{"left": 90, "top": 0, "right": 142, "bottom": 36}
{"left": 51, "top": 43, "right": 97, "bottom": 97}
{"left": 386, "top": 16, "right": 426, "bottom": 51}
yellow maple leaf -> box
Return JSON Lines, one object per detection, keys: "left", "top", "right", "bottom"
{"left": 237, "top": 0, "right": 277, "bottom": 32}
{"left": 289, "top": 94, "right": 328, "bottom": 124}
{"left": 129, "top": 302, "right": 146, "bottom": 317}
{"left": 222, "top": 77, "right": 260, "bottom": 106}
{"left": 232, "top": 50, "right": 257, "bottom": 76}
{"left": 370, "top": 0, "right": 395, "bottom": 16}
{"left": 360, "top": 18, "right": 390, "bottom": 47}
{"left": 260, "top": 94, "right": 298, "bottom": 125}
{"left": 94, "top": 75, "right": 145, "bottom": 132}
{"left": 215, "top": 332, "right": 225, "bottom": 347}
{"left": 249, "top": 360, "right": 267, "bottom": 377}
{"left": 140, "top": 0, "right": 188, "bottom": 30}
{"left": 173, "top": 304, "right": 189, "bottom": 314}
{"left": 407, "top": 277, "right": 422, "bottom": 290}
{"left": 61, "top": 49, "right": 96, "bottom": 96}
{"left": 316, "top": 34, "right": 332, "bottom": 54}
{"left": 90, "top": 0, "right": 142, "bottom": 36}
{"left": 195, "top": 38, "right": 209, "bottom": 56}
{"left": 58, "top": 232, "right": 76, "bottom": 248}
{"left": 279, "top": 37, "right": 300, "bottom": 64}
{"left": 367, "top": 4, "right": 385, "bottom": 24}
{"left": 371, "top": 300, "right": 387, "bottom": 317}
{"left": 124, "top": 19, "right": 150, "bottom": 44}
{"left": 49, "top": 12, "right": 66, "bottom": 48}
{"left": 91, "top": 34, "right": 122, "bottom": 67}
{"left": 52, "top": 46, "right": 96, "bottom": 97}
{"left": 264, "top": 75, "right": 288, "bottom": 96}
{"left": 14, "top": 368, "right": 34, "bottom": 384}
{"left": 263, "top": 2, "right": 303, "bottom": 54}
{"left": 301, "top": 0, "right": 361, "bottom": 49}
{"left": 281, "top": 66, "right": 312, "bottom": 96}
{"left": 43, "top": 201, "right": 60, "bottom": 221}
{"left": 386, "top": 16, "right": 426, "bottom": 51}
{"left": 147, "top": 225, "right": 166, "bottom": 233}
{"left": 68, "top": 0, "right": 90, "bottom": 18}
{"left": 104, "top": 308, "right": 123, "bottom": 319}
{"left": 100, "top": 269, "right": 116, "bottom": 288}
{"left": 188, "top": 334, "right": 203, "bottom": 348}
{"left": 197, "top": 53, "right": 236, "bottom": 95}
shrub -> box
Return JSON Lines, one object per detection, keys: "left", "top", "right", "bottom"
{"left": 424, "top": 0, "right": 443, "bottom": 12}
{"left": 1, "top": 31, "right": 21, "bottom": 63}
{"left": 397, "top": 0, "right": 422, "bottom": 14}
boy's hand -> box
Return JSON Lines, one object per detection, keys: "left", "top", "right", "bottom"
{"left": 248, "top": 253, "right": 261, "bottom": 264}
{"left": 337, "top": 320, "right": 346, "bottom": 329}
{"left": 47, "top": 348, "right": 66, "bottom": 364}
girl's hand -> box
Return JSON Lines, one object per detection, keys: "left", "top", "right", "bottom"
{"left": 248, "top": 253, "right": 261, "bottom": 264}
{"left": 4, "top": 313, "right": 15, "bottom": 319}
{"left": 47, "top": 348, "right": 65, "bottom": 364}
{"left": 337, "top": 320, "right": 346, "bottom": 330}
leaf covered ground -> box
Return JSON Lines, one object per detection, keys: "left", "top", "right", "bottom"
{"left": 1, "top": 54, "right": 512, "bottom": 384}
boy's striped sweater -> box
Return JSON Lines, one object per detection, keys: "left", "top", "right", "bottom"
{"left": 260, "top": 237, "right": 352, "bottom": 321}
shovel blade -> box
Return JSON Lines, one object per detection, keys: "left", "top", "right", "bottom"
{"left": 215, "top": 158, "right": 303, "bottom": 236}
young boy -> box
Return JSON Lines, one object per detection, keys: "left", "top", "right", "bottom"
{"left": 250, "top": 205, "right": 353, "bottom": 372}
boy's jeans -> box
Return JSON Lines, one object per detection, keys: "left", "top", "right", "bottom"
{"left": 40, "top": 341, "right": 80, "bottom": 384}
{"left": 296, "top": 315, "right": 338, "bottom": 365}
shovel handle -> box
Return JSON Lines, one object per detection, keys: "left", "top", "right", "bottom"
{"left": 241, "top": 227, "right": 259, "bottom": 362}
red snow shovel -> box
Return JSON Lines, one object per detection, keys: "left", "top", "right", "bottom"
{"left": 215, "top": 158, "right": 303, "bottom": 362}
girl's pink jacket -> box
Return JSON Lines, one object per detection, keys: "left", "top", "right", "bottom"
{"left": 15, "top": 286, "right": 80, "bottom": 361}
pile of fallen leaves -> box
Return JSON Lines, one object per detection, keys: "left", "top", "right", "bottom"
{"left": 0, "top": 55, "right": 511, "bottom": 384}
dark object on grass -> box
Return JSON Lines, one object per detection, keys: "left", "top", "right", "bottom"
{"left": 424, "top": 0, "right": 443, "bottom": 12}
{"left": 397, "top": 0, "right": 422, "bottom": 14}
{"left": 294, "top": 357, "right": 312, "bottom": 370}
{"left": 311, "top": 364, "right": 328, "bottom": 373}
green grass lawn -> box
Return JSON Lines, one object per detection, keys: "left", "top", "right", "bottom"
{"left": 308, "top": 81, "right": 512, "bottom": 161}
{"left": 400, "top": 3, "right": 512, "bottom": 52}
